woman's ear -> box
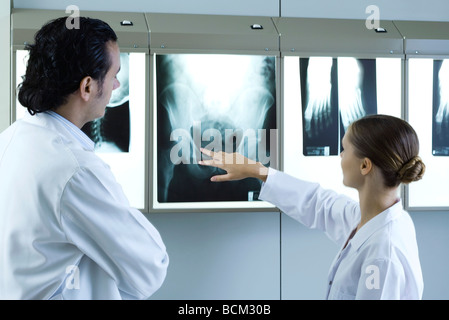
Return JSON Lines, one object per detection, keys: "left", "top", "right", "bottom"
{"left": 79, "top": 76, "right": 93, "bottom": 102}
{"left": 360, "top": 157, "right": 373, "bottom": 176}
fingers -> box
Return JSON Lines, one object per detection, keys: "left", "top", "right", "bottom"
{"left": 210, "top": 173, "right": 232, "bottom": 182}
{"left": 200, "top": 148, "right": 251, "bottom": 165}
{"left": 198, "top": 158, "right": 223, "bottom": 168}
{"left": 199, "top": 148, "right": 223, "bottom": 168}
{"left": 199, "top": 148, "right": 257, "bottom": 182}
{"left": 199, "top": 149, "right": 231, "bottom": 182}
{"left": 199, "top": 147, "right": 214, "bottom": 158}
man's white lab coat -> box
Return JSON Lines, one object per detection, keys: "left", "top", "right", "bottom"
{"left": 259, "top": 168, "right": 423, "bottom": 299}
{"left": 0, "top": 112, "right": 168, "bottom": 299}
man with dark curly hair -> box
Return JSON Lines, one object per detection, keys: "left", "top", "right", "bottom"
{"left": 0, "top": 16, "right": 168, "bottom": 299}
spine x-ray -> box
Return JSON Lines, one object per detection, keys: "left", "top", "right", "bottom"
{"left": 156, "top": 54, "right": 277, "bottom": 203}
{"left": 300, "top": 57, "right": 377, "bottom": 156}
{"left": 433, "top": 59, "right": 449, "bottom": 156}
{"left": 82, "top": 53, "right": 130, "bottom": 153}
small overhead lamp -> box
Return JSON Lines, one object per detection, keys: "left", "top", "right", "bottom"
{"left": 120, "top": 20, "right": 133, "bottom": 26}
{"left": 250, "top": 24, "right": 263, "bottom": 30}
{"left": 374, "top": 27, "right": 387, "bottom": 33}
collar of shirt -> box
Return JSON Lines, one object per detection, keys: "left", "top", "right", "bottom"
{"left": 45, "top": 111, "right": 95, "bottom": 151}
{"left": 348, "top": 200, "right": 404, "bottom": 251}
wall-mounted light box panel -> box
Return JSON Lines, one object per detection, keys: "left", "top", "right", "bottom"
{"left": 397, "top": 20, "right": 449, "bottom": 211}
{"left": 11, "top": 9, "right": 449, "bottom": 212}
{"left": 275, "top": 17, "right": 405, "bottom": 202}
{"left": 274, "top": 17, "right": 404, "bottom": 58}
{"left": 11, "top": 9, "right": 149, "bottom": 211}
{"left": 147, "top": 12, "right": 279, "bottom": 54}
{"left": 146, "top": 13, "right": 281, "bottom": 212}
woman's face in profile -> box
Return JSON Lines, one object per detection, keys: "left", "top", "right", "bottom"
{"left": 340, "top": 132, "right": 364, "bottom": 189}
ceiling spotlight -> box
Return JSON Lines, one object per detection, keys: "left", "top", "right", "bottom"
{"left": 250, "top": 24, "right": 263, "bottom": 30}
{"left": 120, "top": 20, "right": 133, "bottom": 26}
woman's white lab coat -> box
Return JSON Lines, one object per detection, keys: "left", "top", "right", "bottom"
{"left": 259, "top": 168, "right": 423, "bottom": 300}
{"left": 0, "top": 112, "right": 168, "bottom": 299}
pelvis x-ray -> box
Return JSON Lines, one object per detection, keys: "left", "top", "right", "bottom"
{"left": 82, "top": 53, "right": 130, "bottom": 153}
{"left": 156, "top": 54, "right": 277, "bottom": 203}
{"left": 300, "top": 57, "right": 377, "bottom": 156}
{"left": 433, "top": 59, "right": 449, "bottom": 156}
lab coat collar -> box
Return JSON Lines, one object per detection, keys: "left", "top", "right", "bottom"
{"left": 22, "top": 111, "right": 95, "bottom": 151}
{"left": 349, "top": 200, "right": 403, "bottom": 251}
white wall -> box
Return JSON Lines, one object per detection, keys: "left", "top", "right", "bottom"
{"left": 13, "top": 0, "right": 449, "bottom": 21}
{"left": 12, "top": 0, "right": 279, "bottom": 17}
{"left": 148, "top": 211, "right": 281, "bottom": 300}
{"left": 281, "top": 0, "right": 449, "bottom": 21}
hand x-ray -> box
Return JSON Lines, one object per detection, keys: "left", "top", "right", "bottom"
{"left": 155, "top": 54, "right": 277, "bottom": 204}
{"left": 433, "top": 59, "right": 449, "bottom": 156}
{"left": 300, "top": 57, "right": 377, "bottom": 156}
{"left": 82, "top": 53, "right": 130, "bottom": 153}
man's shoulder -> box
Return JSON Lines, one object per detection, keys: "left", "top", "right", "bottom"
{"left": 2, "top": 116, "right": 109, "bottom": 177}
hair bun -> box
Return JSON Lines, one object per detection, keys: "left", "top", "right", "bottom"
{"left": 397, "top": 156, "right": 425, "bottom": 184}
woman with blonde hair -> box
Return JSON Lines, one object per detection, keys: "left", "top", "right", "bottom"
{"left": 200, "top": 114, "right": 425, "bottom": 300}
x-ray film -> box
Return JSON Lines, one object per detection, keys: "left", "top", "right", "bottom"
{"left": 407, "top": 58, "right": 449, "bottom": 208}
{"left": 82, "top": 52, "right": 146, "bottom": 209}
{"left": 432, "top": 59, "right": 449, "bottom": 156}
{"left": 300, "top": 57, "right": 339, "bottom": 156}
{"left": 300, "top": 57, "right": 377, "bottom": 156}
{"left": 155, "top": 54, "right": 277, "bottom": 204}
{"left": 284, "top": 56, "right": 401, "bottom": 202}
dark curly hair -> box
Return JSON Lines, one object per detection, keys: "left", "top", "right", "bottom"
{"left": 18, "top": 16, "right": 118, "bottom": 115}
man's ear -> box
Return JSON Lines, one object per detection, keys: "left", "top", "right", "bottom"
{"left": 79, "top": 76, "right": 93, "bottom": 102}
{"left": 360, "top": 157, "right": 373, "bottom": 176}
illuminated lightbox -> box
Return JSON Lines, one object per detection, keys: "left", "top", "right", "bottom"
{"left": 283, "top": 56, "right": 402, "bottom": 201}
{"left": 431, "top": 60, "right": 449, "bottom": 157}
{"left": 15, "top": 50, "right": 147, "bottom": 210}
{"left": 300, "top": 57, "right": 377, "bottom": 156}
{"left": 407, "top": 58, "right": 449, "bottom": 209}
{"left": 152, "top": 53, "right": 278, "bottom": 211}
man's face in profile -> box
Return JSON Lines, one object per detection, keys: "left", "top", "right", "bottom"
{"left": 88, "top": 40, "right": 121, "bottom": 121}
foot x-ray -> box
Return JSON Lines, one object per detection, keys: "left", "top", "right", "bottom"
{"left": 300, "top": 57, "right": 377, "bottom": 156}
{"left": 433, "top": 59, "right": 449, "bottom": 156}
{"left": 300, "top": 57, "right": 339, "bottom": 155}
{"left": 156, "top": 54, "right": 277, "bottom": 203}
{"left": 82, "top": 53, "right": 130, "bottom": 153}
